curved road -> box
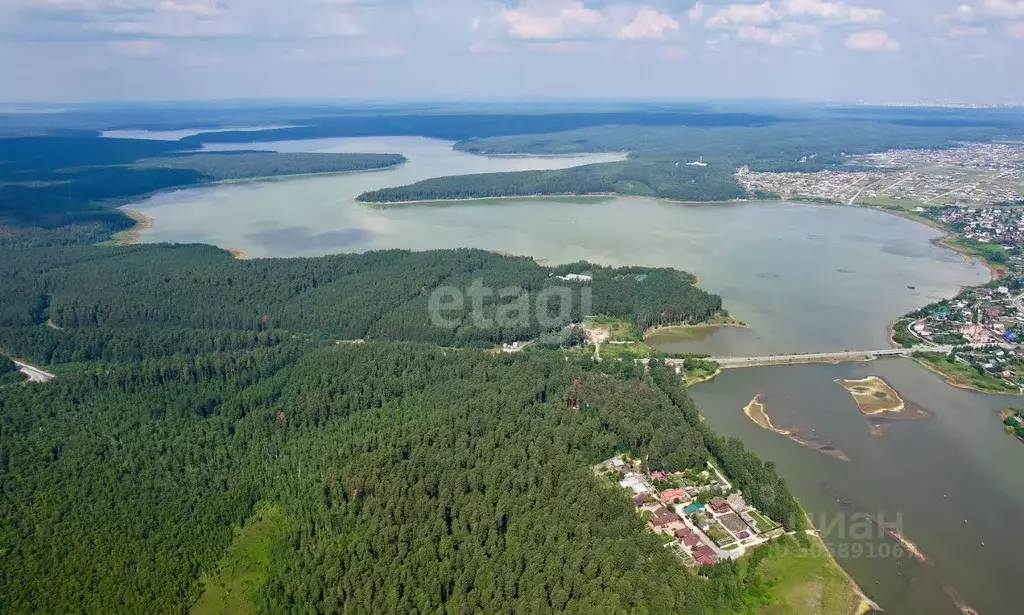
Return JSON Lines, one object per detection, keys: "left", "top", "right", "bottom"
{"left": 10, "top": 360, "right": 55, "bottom": 383}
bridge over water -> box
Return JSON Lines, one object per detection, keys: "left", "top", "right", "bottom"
{"left": 692, "top": 345, "right": 954, "bottom": 369}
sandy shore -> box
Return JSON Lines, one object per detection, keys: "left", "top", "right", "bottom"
{"left": 362, "top": 192, "right": 756, "bottom": 207}
{"left": 114, "top": 209, "right": 155, "bottom": 246}
{"left": 644, "top": 317, "right": 748, "bottom": 339}
{"left": 834, "top": 377, "right": 906, "bottom": 416}
{"left": 743, "top": 395, "right": 851, "bottom": 462}
{"left": 800, "top": 509, "right": 883, "bottom": 615}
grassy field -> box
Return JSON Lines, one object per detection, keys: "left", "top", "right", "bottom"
{"left": 748, "top": 509, "right": 781, "bottom": 534}
{"left": 599, "top": 341, "right": 656, "bottom": 360}
{"left": 914, "top": 352, "right": 1019, "bottom": 394}
{"left": 190, "top": 503, "right": 288, "bottom": 615}
{"left": 584, "top": 315, "right": 641, "bottom": 342}
{"left": 752, "top": 537, "right": 868, "bottom": 615}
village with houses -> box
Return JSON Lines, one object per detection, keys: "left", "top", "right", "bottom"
{"left": 594, "top": 455, "right": 784, "bottom": 568}
{"left": 737, "top": 141, "right": 1024, "bottom": 208}
{"left": 889, "top": 205, "right": 1024, "bottom": 391}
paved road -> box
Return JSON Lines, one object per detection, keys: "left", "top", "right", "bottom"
{"left": 11, "top": 360, "right": 55, "bottom": 383}
{"left": 704, "top": 345, "right": 954, "bottom": 368}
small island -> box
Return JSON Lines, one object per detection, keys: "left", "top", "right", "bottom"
{"left": 744, "top": 395, "right": 850, "bottom": 462}
{"left": 1000, "top": 408, "right": 1024, "bottom": 443}
{"left": 835, "top": 376, "right": 928, "bottom": 436}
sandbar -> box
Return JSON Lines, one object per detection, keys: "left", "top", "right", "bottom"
{"left": 744, "top": 395, "right": 850, "bottom": 462}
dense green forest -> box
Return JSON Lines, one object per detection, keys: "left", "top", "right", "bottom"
{"left": 7, "top": 103, "right": 988, "bottom": 613}
{"left": 134, "top": 152, "right": 406, "bottom": 181}
{"left": 453, "top": 119, "right": 1024, "bottom": 172}
{"left": 0, "top": 136, "right": 405, "bottom": 244}
{"left": 0, "top": 356, "right": 24, "bottom": 386}
{"left": 358, "top": 160, "right": 746, "bottom": 203}
{"left": 0, "top": 342, "right": 806, "bottom": 614}
{"left": 0, "top": 245, "right": 720, "bottom": 357}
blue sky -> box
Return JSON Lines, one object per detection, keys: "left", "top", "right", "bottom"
{"left": 3, "top": 0, "right": 1024, "bottom": 103}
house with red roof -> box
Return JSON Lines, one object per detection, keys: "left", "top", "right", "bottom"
{"left": 659, "top": 488, "right": 690, "bottom": 506}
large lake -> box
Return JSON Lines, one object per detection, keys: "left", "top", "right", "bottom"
{"left": 128, "top": 135, "right": 1015, "bottom": 614}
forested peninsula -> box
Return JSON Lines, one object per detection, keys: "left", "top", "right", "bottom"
{"left": 357, "top": 160, "right": 748, "bottom": 204}
{"left": 0, "top": 136, "right": 405, "bottom": 245}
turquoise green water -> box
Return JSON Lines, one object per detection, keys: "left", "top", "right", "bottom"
{"left": 129, "top": 135, "right": 1015, "bottom": 614}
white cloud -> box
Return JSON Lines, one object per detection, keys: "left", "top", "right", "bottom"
{"left": 706, "top": 0, "right": 883, "bottom": 29}
{"left": 845, "top": 28, "right": 900, "bottom": 51}
{"left": 499, "top": 2, "right": 601, "bottom": 40}
{"left": 1007, "top": 20, "right": 1024, "bottom": 36}
{"left": 108, "top": 38, "right": 166, "bottom": 55}
{"left": 941, "top": 0, "right": 1024, "bottom": 23}
{"left": 737, "top": 21, "right": 819, "bottom": 46}
{"left": 618, "top": 7, "right": 679, "bottom": 40}
{"left": 982, "top": 0, "right": 1024, "bottom": 19}
{"left": 779, "top": 0, "right": 884, "bottom": 24}
{"left": 706, "top": 2, "right": 779, "bottom": 28}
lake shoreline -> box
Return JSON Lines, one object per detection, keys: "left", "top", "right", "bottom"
{"left": 644, "top": 318, "right": 749, "bottom": 339}
{"left": 112, "top": 209, "right": 155, "bottom": 246}
{"left": 912, "top": 354, "right": 1022, "bottom": 396}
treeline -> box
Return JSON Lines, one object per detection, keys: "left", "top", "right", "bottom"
{"left": 0, "top": 326, "right": 290, "bottom": 366}
{"left": 0, "top": 355, "right": 15, "bottom": 373}
{"left": 357, "top": 160, "right": 747, "bottom": 203}
{"left": 0, "top": 341, "right": 800, "bottom": 614}
{"left": 0, "top": 245, "right": 720, "bottom": 357}
{"left": 454, "top": 117, "right": 1024, "bottom": 173}
{"left": 134, "top": 152, "right": 406, "bottom": 181}
{"left": 178, "top": 111, "right": 784, "bottom": 146}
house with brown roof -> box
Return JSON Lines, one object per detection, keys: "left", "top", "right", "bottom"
{"left": 709, "top": 496, "right": 731, "bottom": 514}
{"left": 651, "top": 507, "right": 682, "bottom": 528}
